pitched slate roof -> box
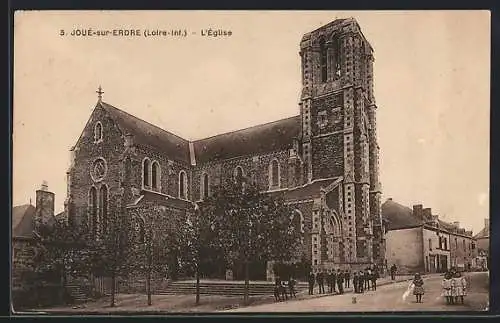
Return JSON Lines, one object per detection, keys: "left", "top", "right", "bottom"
{"left": 12, "top": 204, "right": 36, "bottom": 238}
{"left": 266, "top": 178, "right": 338, "bottom": 201}
{"left": 193, "top": 116, "right": 301, "bottom": 163}
{"left": 98, "top": 101, "right": 300, "bottom": 165}
{"left": 128, "top": 190, "right": 194, "bottom": 210}
{"left": 437, "top": 220, "right": 457, "bottom": 232}
{"left": 100, "top": 102, "right": 191, "bottom": 164}
{"left": 381, "top": 199, "right": 421, "bottom": 231}
{"left": 474, "top": 226, "right": 489, "bottom": 239}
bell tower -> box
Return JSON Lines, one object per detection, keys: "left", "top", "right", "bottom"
{"left": 299, "top": 18, "right": 384, "bottom": 267}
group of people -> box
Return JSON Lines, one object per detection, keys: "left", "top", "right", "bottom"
{"left": 307, "top": 266, "right": 380, "bottom": 296}
{"left": 273, "top": 277, "right": 297, "bottom": 302}
{"left": 353, "top": 267, "right": 379, "bottom": 293}
{"left": 406, "top": 269, "right": 468, "bottom": 305}
{"left": 441, "top": 269, "right": 467, "bottom": 305}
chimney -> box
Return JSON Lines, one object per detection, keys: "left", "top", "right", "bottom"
{"left": 484, "top": 218, "right": 489, "bottom": 230}
{"left": 35, "top": 181, "right": 55, "bottom": 228}
{"left": 423, "top": 208, "right": 432, "bottom": 221}
{"left": 413, "top": 204, "right": 423, "bottom": 221}
{"left": 453, "top": 221, "right": 460, "bottom": 228}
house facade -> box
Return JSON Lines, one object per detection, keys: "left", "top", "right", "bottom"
{"left": 383, "top": 199, "right": 476, "bottom": 274}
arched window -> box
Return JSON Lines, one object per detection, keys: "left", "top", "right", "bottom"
{"left": 94, "top": 122, "right": 103, "bottom": 142}
{"left": 292, "top": 210, "right": 305, "bottom": 234}
{"left": 135, "top": 217, "right": 146, "bottom": 243}
{"left": 200, "top": 173, "right": 209, "bottom": 200}
{"left": 319, "top": 38, "right": 327, "bottom": 83}
{"left": 89, "top": 187, "right": 97, "bottom": 238}
{"left": 234, "top": 166, "right": 244, "bottom": 183}
{"left": 143, "top": 158, "right": 151, "bottom": 188}
{"left": 332, "top": 36, "right": 341, "bottom": 78}
{"left": 179, "top": 171, "right": 187, "bottom": 199}
{"left": 124, "top": 157, "right": 132, "bottom": 182}
{"left": 99, "top": 185, "right": 108, "bottom": 235}
{"left": 152, "top": 161, "right": 161, "bottom": 191}
{"left": 269, "top": 159, "right": 280, "bottom": 189}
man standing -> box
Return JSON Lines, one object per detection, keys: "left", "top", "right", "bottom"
{"left": 308, "top": 271, "right": 315, "bottom": 295}
{"left": 390, "top": 264, "right": 397, "bottom": 280}
{"left": 364, "top": 268, "right": 371, "bottom": 291}
{"left": 358, "top": 271, "right": 364, "bottom": 293}
{"left": 353, "top": 272, "right": 359, "bottom": 293}
{"left": 317, "top": 270, "right": 325, "bottom": 294}
{"left": 331, "top": 269, "right": 337, "bottom": 293}
{"left": 371, "top": 268, "right": 379, "bottom": 291}
{"left": 336, "top": 269, "right": 344, "bottom": 294}
{"left": 345, "top": 269, "right": 351, "bottom": 289}
{"left": 327, "top": 270, "right": 334, "bottom": 293}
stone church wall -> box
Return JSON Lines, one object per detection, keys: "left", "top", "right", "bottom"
{"left": 69, "top": 105, "right": 126, "bottom": 225}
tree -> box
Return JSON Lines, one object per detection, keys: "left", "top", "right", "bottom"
{"left": 129, "top": 205, "right": 188, "bottom": 306}
{"left": 33, "top": 216, "right": 91, "bottom": 304}
{"left": 88, "top": 206, "right": 134, "bottom": 307}
{"left": 201, "top": 180, "right": 302, "bottom": 305}
{"left": 182, "top": 202, "right": 225, "bottom": 305}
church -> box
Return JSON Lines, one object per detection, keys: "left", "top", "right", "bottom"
{"left": 63, "top": 18, "right": 386, "bottom": 278}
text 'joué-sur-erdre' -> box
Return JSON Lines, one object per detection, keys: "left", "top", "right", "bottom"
{"left": 61, "top": 28, "right": 233, "bottom": 38}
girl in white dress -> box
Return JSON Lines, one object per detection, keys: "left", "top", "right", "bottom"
{"left": 451, "top": 271, "right": 460, "bottom": 304}
{"left": 456, "top": 271, "right": 467, "bottom": 304}
{"left": 441, "top": 271, "right": 453, "bottom": 305}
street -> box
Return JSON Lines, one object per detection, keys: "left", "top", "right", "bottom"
{"left": 224, "top": 272, "right": 489, "bottom": 312}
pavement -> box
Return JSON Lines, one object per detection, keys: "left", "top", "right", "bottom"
{"left": 223, "top": 271, "right": 489, "bottom": 312}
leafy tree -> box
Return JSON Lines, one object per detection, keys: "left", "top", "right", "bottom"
{"left": 182, "top": 202, "right": 226, "bottom": 305}
{"left": 88, "top": 205, "right": 134, "bottom": 307}
{"left": 129, "top": 205, "right": 188, "bottom": 306}
{"left": 201, "top": 180, "right": 302, "bottom": 304}
{"left": 32, "top": 215, "right": 91, "bottom": 303}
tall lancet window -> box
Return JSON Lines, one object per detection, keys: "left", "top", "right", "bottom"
{"left": 143, "top": 158, "right": 151, "bottom": 188}
{"left": 179, "top": 171, "right": 187, "bottom": 199}
{"left": 152, "top": 161, "right": 161, "bottom": 191}
{"left": 269, "top": 159, "right": 280, "bottom": 189}
{"left": 124, "top": 157, "right": 132, "bottom": 182}
{"left": 99, "top": 185, "right": 108, "bottom": 235}
{"left": 89, "top": 187, "right": 97, "bottom": 238}
{"left": 201, "top": 173, "right": 209, "bottom": 200}
{"left": 332, "top": 36, "right": 341, "bottom": 78}
{"left": 319, "top": 38, "right": 327, "bottom": 83}
{"left": 234, "top": 166, "right": 244, "bottom": 184}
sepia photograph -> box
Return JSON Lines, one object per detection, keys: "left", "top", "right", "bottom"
{"left": 12, "top": 10, "right": 490, "bottom": 314}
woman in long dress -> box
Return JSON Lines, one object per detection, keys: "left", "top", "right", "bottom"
{"left": 441, "top": 271, "right": 453, "bottom": 305}
{"left": 412, "top": 273, "right": 425, "bottom": 303}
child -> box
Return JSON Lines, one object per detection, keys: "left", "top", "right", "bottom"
{"left": 412, "top": 273, "right": 425, "bottom": 303}
{"left": 441, "top": 271, "right": 453, "bottom": 305}
{"left": 451, "top": 271, "right": 459, "bottom": 304}
{"left": 456, "top": 271, "right": 467, "bottom": 304}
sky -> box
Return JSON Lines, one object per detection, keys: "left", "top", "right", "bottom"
{"left": 13, "top": 10, "right": 490, "bottom": 234}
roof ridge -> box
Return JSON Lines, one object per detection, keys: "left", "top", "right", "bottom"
{"left": 101, "top": 101, "right": 189, "bottom": 143}
{"left": 193, "top": 115, "right": 300, "bottom": 143}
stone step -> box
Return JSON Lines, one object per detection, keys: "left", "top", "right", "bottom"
{"left": 65, "top": 284, "right": 91, "bottom": 302}
{"left": 158, "top": 282, "right": 307, "bottom": 296}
